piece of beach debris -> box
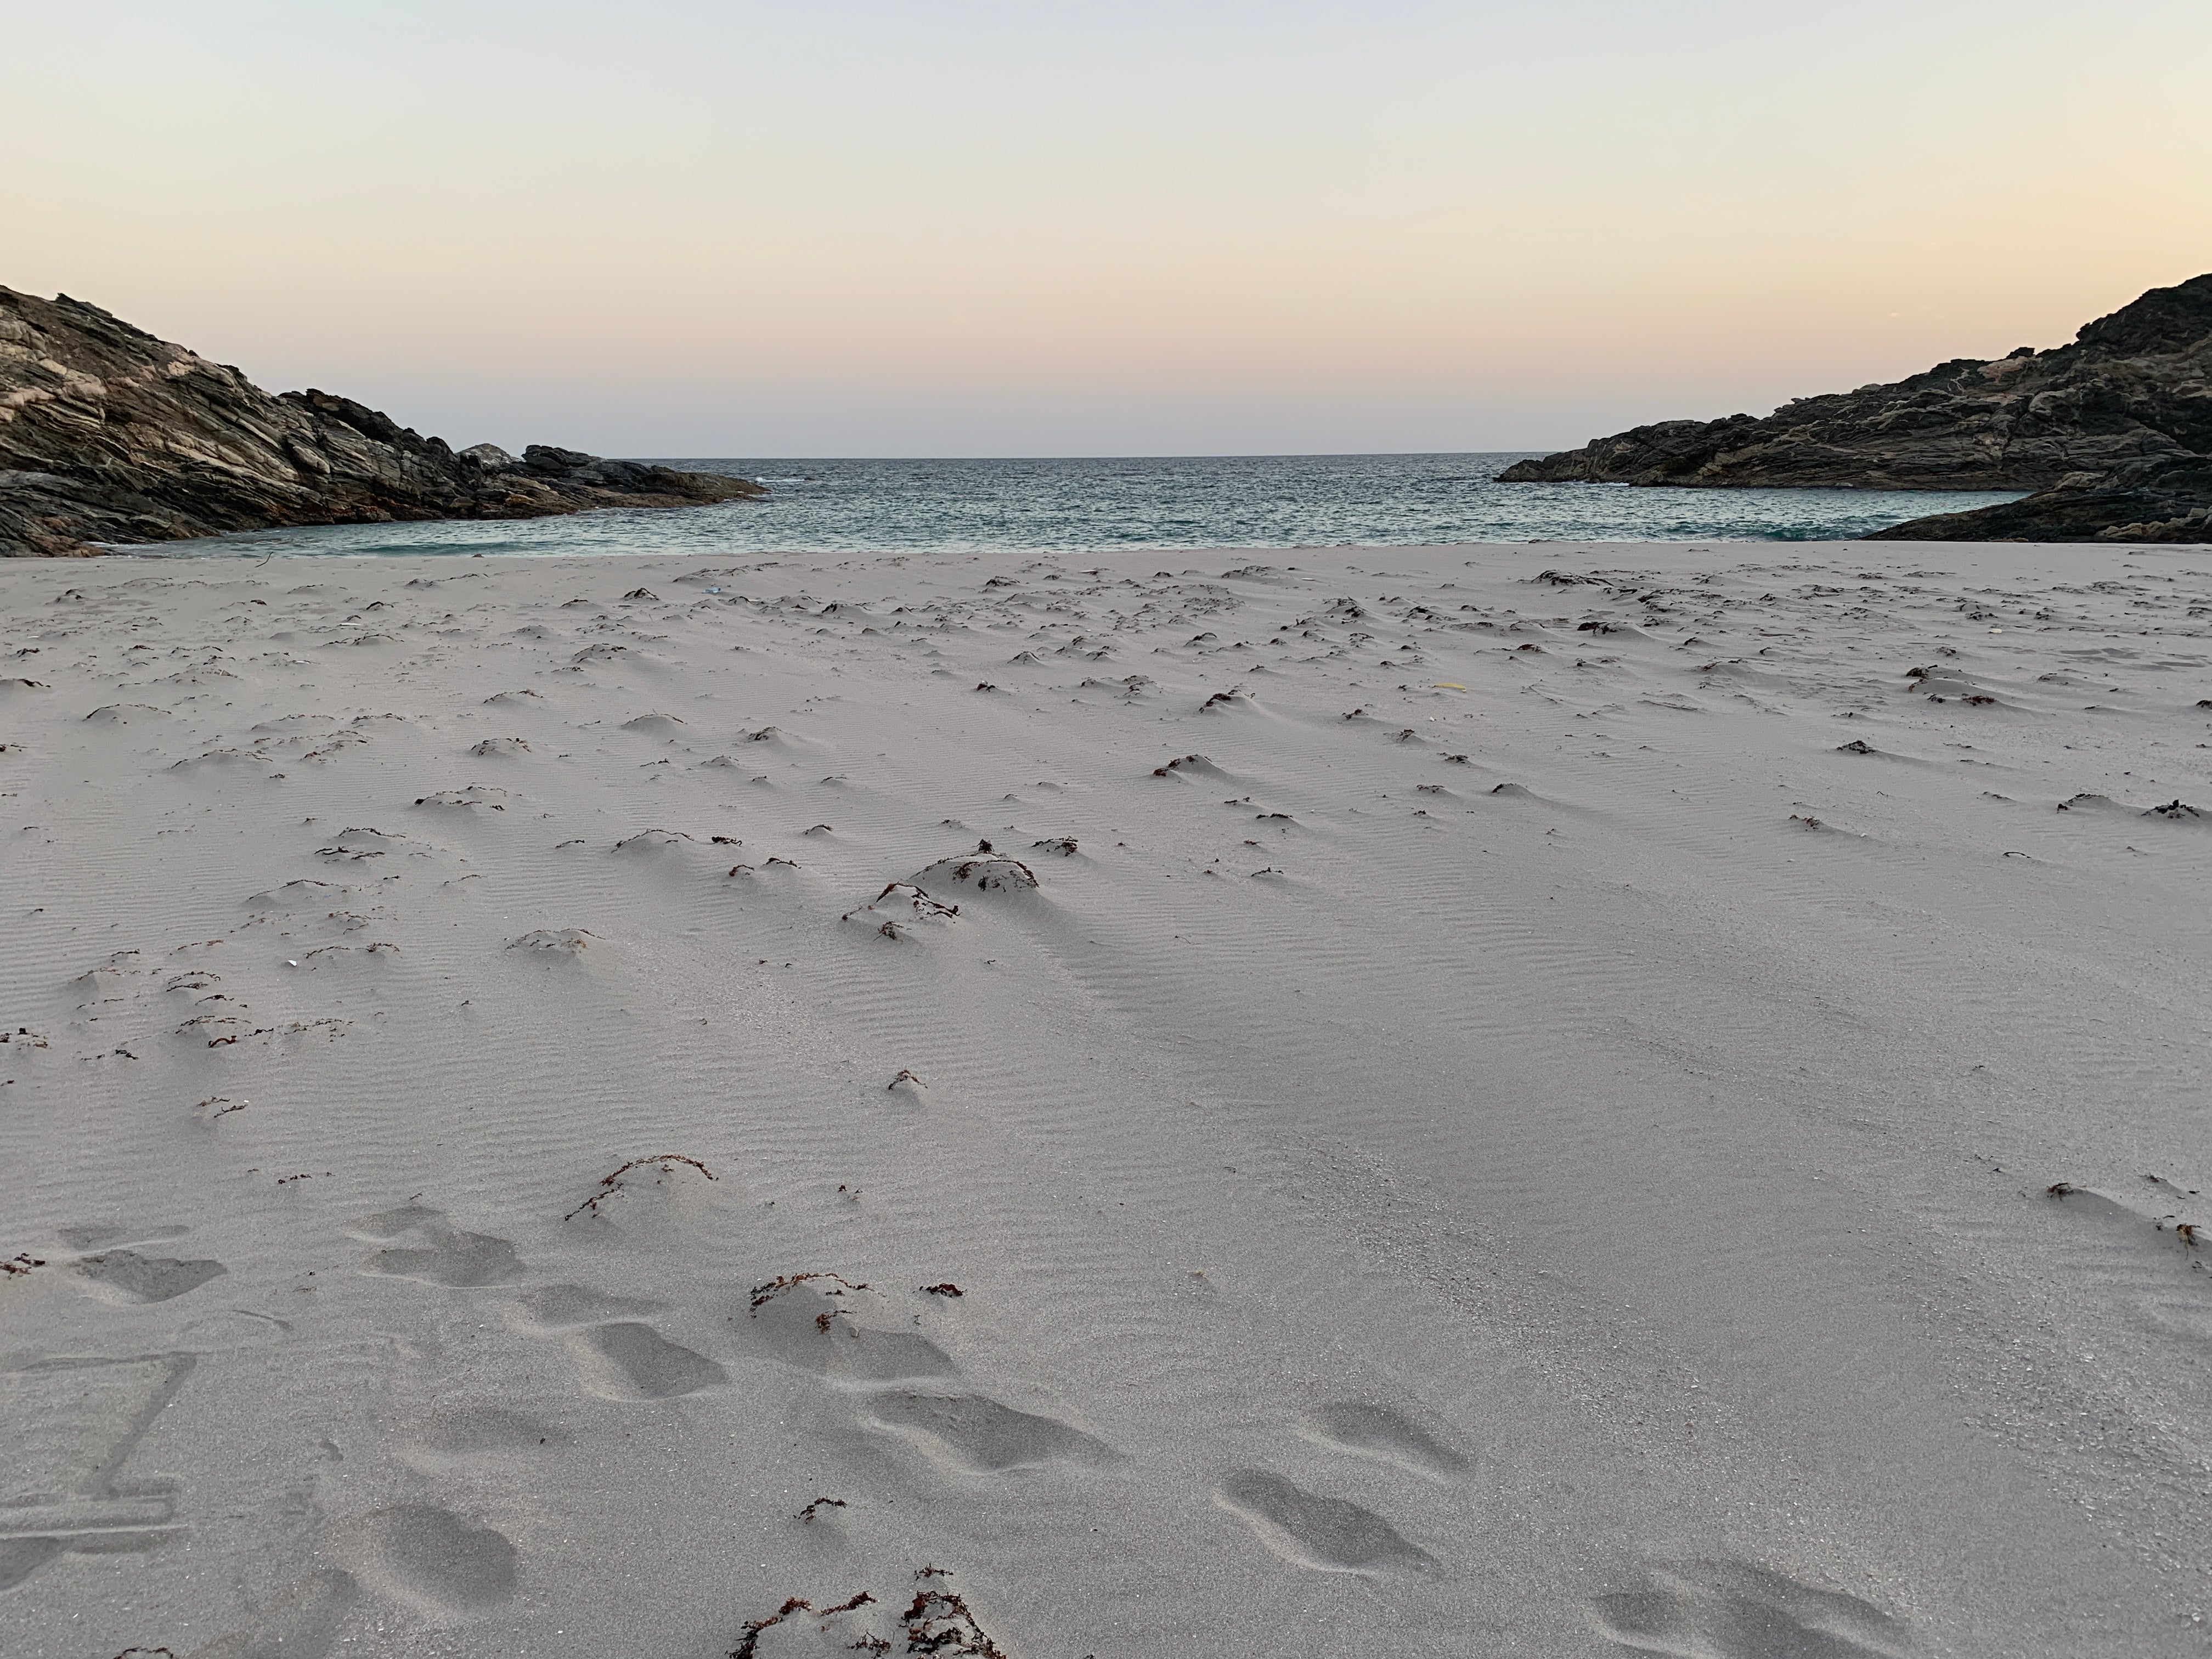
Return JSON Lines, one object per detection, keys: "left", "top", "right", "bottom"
{"left": 903, "top": 1590, "right": 1007, "bottom": 1658}
{"left": 729, "top": 1593, "right": 878, "bottom": 1659}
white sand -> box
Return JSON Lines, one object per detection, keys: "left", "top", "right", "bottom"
{"left": 2, "top": 540, "right": 2208, "bottom": 1657}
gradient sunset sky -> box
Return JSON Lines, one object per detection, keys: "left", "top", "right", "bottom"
{"left": 13, "top": 0, "right": 2210, "bottom": 456}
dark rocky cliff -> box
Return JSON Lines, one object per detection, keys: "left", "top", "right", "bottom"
{"left": 0, "top": 287, "right": 762, "bottom": 556}
{"left": 1499, "top": 275, "right": 2212, "bottom": 541}
{"left": 1861, "top": 454, "right": 2212, "bottom": 543}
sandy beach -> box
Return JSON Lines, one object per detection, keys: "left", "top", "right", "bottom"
{"left": 3, "top": 538, "right": 2207, "bottom": 1657}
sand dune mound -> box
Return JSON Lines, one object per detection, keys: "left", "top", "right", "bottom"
{"left": 612, "top": 827, "right": 694, "bottom": 853}
{"left": 843, "top": 883, "right": 961, "bottom": 939}
{"left": 244, "top": 878, "right": 348, "bottom": 911}
{"left": 1150, "top": 752, "right": 1228, "bottom": 779}
{"left": 738, "top": 1284, "right": 960, "bottom": 1386}
{"left": 83, "top": 702, "right": 167, "bottom": 724}
{"left": 315, "top": 825, "right": 420, "bottom": 857}
{"left": 1908, "top": 664, "right": 2007, "bottom": 706}
{"left": 910, "top": 853, "right": 1039, "bottom": 894}
{"left": 505, "top": 927, "right": 595, "bottom": 955}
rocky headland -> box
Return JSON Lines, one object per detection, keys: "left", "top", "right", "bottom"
{"left": 0, "top": 287, "right": 761, "bottom": 556}
{"left": 1499, "top": 274, "right": 2212, "bottom": 541}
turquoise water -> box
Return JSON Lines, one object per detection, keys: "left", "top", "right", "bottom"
{"left": 146, "top": 453, "right": 2022, "bottom": 558}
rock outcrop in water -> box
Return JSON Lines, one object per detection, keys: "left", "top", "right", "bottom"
{"left": 1499, "top": 273, "right": 2212, "bottom": 541}
{"left": 1861, "top": 453, "right": 2212, "bottom": 544}
{"left": 0, "top": 287, "right": 762, "bottom": 556}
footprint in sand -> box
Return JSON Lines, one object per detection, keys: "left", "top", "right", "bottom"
{"left": 495, "top": 1279, "right": 719, "bottom": 1401}
{"left": 509, "top": 1282, "right": 669, "bottom": 1332}
{"left": 1214, "top": 1469, "right": 1437, "bottom": 1578}
{"left": 350, "top": 1504, "right": 517, "bottom": 1618}
{"left": 1592, "top": 1560, "right": 1914, "bottom": 1657}
{"left": 1300, "top": 1400, "right": 1466, "bottom": 1479}
{"left": 368, "top": 1233, "right": 521, "bottom": 1288}
{"left": 567, "top": 1322, "right": 727, "bottom": 1400}
{"left": 187, "top": 1566, "right": 359, "bottom": 1659}
{"left": 859, "top": 1391, "right": 1118, "bottom": 1473}
{"left": 69, "top": 1249, "right": 227, "bottom": 1305}
{"left": 353, "top": 1207, "right": 522, "bottom": 1289}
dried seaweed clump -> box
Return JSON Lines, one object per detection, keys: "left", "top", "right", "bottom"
{"left": 910, "top": 855, "right": 1037, "bottom": 894}
{"left": 725, "top": 1581, "right": 1006, "bottom": 1658}
{"left": 843, "top": 884, "right": 960, "bottom": 941}
{"left": 903, "top": 1589, "right": 1007, "bottom": 1657}
{"left": 566, "top": 1154, "right": 718, "bottom": 1221}
{"left": 729, "top": 1593, "right": 876, "bottom": 1658}
{"left": 748, "top": 1271, "right": 868, "bottom": 1313}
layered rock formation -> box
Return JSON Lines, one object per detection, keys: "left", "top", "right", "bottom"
{"left": 1499, "top": 274, "right": 2212, "bottom": 541}
{"left": 1862, "top": 454, "right": 2212, "bottom": 543}
{"left": 0, "top": 287, "right": 761, "bottom": 556}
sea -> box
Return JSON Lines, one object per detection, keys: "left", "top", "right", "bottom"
{"left": 144, "top": 453, "right": 2023, "bottom": 558}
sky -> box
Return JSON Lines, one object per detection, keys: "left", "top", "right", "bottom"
{"left": 9, "top": 0, "right": 2211, "bottom": 457}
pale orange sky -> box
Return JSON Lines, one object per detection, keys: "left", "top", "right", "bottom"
{"left": 10, "top": 1, "right": 2209, "bottom": 454}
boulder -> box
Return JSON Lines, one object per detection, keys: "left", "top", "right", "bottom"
{"left": 0, "top": 287, "right": 763, "bottom": 556}
{"left": 1866, "top": 454, "right": 2212, "bottom": 543}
